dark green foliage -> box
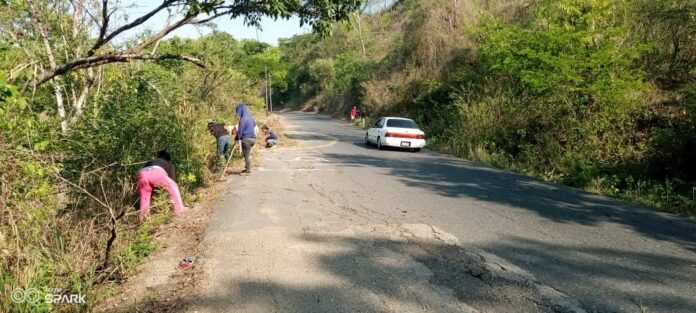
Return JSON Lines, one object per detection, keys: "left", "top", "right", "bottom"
{"left": 332, "top": 52, "right": 369, "bottom": 99}
{"left": 62, "top": 74, "right": 202, "bottom": 217}
{"left": 645, "top": 86, "right": 696, "bottom": 181}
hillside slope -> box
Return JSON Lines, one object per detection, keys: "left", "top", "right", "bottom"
{"left": 279, "top": 0, "right": 696, "bottom": 215}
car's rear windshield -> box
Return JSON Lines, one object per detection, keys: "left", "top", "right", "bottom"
{"left": 386, "top": 119, "right": 418, "bottom": 129}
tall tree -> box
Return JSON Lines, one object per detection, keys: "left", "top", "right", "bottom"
{"left": 34, "top": 0, "right": 363, "bottom": 84}
{"left": 2, "top": 0, "right": 361, "bottom": 133}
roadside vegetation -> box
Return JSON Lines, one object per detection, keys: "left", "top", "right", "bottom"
{"left": 0, "top": 0, "right": 359, "bottom": 312}
{"left": 1, "top": 32, "right": 264, "bottom": 312}
{"left": 279, "top": 0, "right": 696, "bottom": 216}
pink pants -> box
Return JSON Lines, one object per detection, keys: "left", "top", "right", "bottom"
{"left": 137, "top": 166, "right": 184, "bottom": 219}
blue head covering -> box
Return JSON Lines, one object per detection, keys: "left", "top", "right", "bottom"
{"left": 234, "top": 103, "right": 256, "bottom": 140}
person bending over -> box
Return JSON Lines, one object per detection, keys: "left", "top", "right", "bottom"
{"left": 208, "top": 120, "right": 231, "bottom": 161}
{"left": 136, "top": 150, "right": 187, "bottom": 220}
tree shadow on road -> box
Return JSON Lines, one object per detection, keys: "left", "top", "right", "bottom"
{"left": 482, "top": 236, "right": 696, "bottom": 313}
{"left": 174, "top": 232, "right": 553, "bottom": 313}
{"left": 147, "top": 230, "right": 695, "bottom": 313}
{"left": 321, "top": 152, "right": 696, "bottom": 253}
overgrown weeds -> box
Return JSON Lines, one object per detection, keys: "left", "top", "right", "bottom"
{"left": 1, "top": 32, "right": 274, "bottom": 311}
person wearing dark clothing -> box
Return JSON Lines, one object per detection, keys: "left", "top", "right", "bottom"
{"left": 234, "top": 104, "right": 256, "bottom": 174}
{"left": 144, "top": 156, "right": 177, "bottom": 181}
{"left": 137, "top": 150, "right": 185, "bottom": 220}
{"left": 359, "top": 110, "right": 367, "bottom": 127}
{"left": 208, "top": 120, "right": 232, "bottom": 160}
{"left": 262, "top": 125, "right": 278, "bottom": 148}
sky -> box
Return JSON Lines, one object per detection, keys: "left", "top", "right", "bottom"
{"left": 122, "top": 2, "right": 312, "bottom": 45}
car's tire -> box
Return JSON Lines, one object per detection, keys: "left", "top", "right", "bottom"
{"left": 365, "top": 133, "right": 370, "bottom": 146}
{"left": 412, "top": 148, "right": 421, "bottom": 152}
{"left": 377, "top": 137, "right": 383, "bottom": 150}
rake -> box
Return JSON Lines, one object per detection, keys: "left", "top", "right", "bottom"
{"left": 220, "top": 140, "right": 236, "bottom": 180}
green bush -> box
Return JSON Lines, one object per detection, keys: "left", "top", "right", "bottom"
{"left": 1, "top": 29, "right": 273, "bottom": 310}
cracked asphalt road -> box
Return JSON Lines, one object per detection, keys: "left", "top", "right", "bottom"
{"left": 190, "top": 112, "right": 696, "bottom": 313}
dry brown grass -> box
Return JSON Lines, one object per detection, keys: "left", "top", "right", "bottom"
{"left": 361, "top": 0, "right": 488, "bottom": 113}
{"left": 300, "top": 94, "right": 325, "bottom": 113}
{"left": 261, "top": 113, "right": 298, "bottom": 148}
{"left": 403, "top": 0, "right": 477, "bottom": 73}
{"left": 488, "top": 0, "right": 529, "bottom": 22}
{"left": 95, "top": 174, "right": 226, "bottom": 313}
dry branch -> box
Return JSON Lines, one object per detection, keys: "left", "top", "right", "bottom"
{"left": 87, "top": 0, "right": 179, "bottom": 56}
{"left": 37, "top": 54, "right": 205, "bottom": 84}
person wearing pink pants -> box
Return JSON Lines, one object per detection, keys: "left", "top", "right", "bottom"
{"left": 137, "top": 150, "right": 186, "bottom": 220}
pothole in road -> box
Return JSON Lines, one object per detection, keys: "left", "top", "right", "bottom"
{"left": 187, "top": 223, "right": 587, "bottom": 313}
{"left": 308, "top": 224, "right": 587, "bottom": 313}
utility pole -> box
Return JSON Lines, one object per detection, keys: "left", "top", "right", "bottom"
{"left": 257, "top": 27, "right": 270, "bottom": 114}
{"left": 265, "top": 69, "right": 270, "bottom": 113}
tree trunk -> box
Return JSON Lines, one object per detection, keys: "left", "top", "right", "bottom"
{"left": 351, "top": 13, "right": 368, "bottom": 62}
{"left": 29, "top": 0, "right": 69, "bottom": 133}
{"left": 53, "top": 81, "right": 68, "bottom": 133}
{"left": 73, "top": 67, "right": 96, "bottom": 117}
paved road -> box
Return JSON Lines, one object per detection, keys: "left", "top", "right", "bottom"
{"left": 191, "top": 112, "right": 696, "bottom": 313}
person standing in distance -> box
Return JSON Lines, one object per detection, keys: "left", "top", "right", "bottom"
{"left": 234, "top": 103, "right": 256, "bottom": 175}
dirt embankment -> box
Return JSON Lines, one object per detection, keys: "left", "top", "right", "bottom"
{"left": 97, "top": 114, "right": 290, "bottom": 312}
{"left": 96, "top": 179, "right": 222, "bottom": 312}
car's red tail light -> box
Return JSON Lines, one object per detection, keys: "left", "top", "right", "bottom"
{"left": 386, "top": 132, "right": 425, "bottom": 139}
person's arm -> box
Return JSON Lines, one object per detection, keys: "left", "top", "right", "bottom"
{"left": 169, "top": 161, "right": 177, "bottom": 183}
{"left": 234, "top": 123, "right": 241, "bottom": 141}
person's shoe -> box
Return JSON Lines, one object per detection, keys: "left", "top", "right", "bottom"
{"left": 240, "top": 169, "right": 251, "bottom": 176}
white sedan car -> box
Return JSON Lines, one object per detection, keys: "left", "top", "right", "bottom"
{"left": 365, "top": 117, "right": 426, "bottom": 152}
